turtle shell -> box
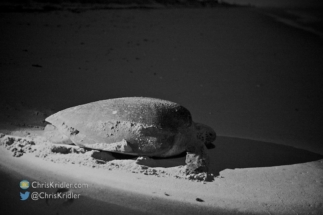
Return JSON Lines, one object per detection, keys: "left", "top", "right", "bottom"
{"left": 45, "top": 97, "right": 193, "bottom": 157}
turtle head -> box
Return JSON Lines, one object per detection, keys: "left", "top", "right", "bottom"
{"left": 194, "top": 122, "right": 216, "bottom": 149}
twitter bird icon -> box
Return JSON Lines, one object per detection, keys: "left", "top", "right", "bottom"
{"left": 20, "top": 191, "right": 30, "bottom": 201}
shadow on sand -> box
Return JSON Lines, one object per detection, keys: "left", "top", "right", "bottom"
{"left": 208, "top": 136, "right": 323, "bottom": 175}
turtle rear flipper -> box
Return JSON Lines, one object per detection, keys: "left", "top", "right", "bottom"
{"left": 43, "top": 124, "right": 73, "bottom": 144}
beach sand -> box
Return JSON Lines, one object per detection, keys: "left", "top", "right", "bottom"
{"left": 1, "top": 2, "right": 323, "bottom": 214}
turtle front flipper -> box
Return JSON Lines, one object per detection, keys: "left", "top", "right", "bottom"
{"left": 185, "top": 142, "right": 209, "bottom": 174}
{"left": 185, "top": 122, "right": 216, "bottom": 175}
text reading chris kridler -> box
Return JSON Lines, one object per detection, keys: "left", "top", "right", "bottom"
{"left": 31, "top": 181, "right": 89, "bottom": 189}
{"left": 19, "top": 180, "right": 88, "bottom": 201}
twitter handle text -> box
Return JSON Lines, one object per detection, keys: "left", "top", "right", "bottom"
{"left": 30, "top": 192, "right": 81, "bottom": 200}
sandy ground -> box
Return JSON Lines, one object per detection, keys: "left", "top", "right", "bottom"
{"left": 1, "top": 2, "right": 323, "bottom": 214}
{"left": 220, "top": 0, "right": 323, "bottom": 8}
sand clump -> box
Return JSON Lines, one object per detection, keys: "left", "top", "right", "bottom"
{"left": 0, "top": 133, "right": 211, "bottom": 181}
{"left": 0, "top": 134, "right": 36, "bottom": 157}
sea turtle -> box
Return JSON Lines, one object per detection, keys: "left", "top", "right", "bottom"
{"left": 44, "top": 97, "right": 216, "bottom": 174}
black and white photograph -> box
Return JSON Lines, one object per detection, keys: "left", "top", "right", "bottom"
{"left": 1, "top": 0, "right": 323, "bottom": 214}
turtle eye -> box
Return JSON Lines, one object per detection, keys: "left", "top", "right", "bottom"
{"left": 207, "top": 132, "right": 216, "bottom": 141}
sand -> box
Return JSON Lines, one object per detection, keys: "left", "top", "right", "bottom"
{"left": 220, "top": 0, "right": 323, "bottom": 8}
{"left": 1, "top": 2, "right": 323, "bottom": 214}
